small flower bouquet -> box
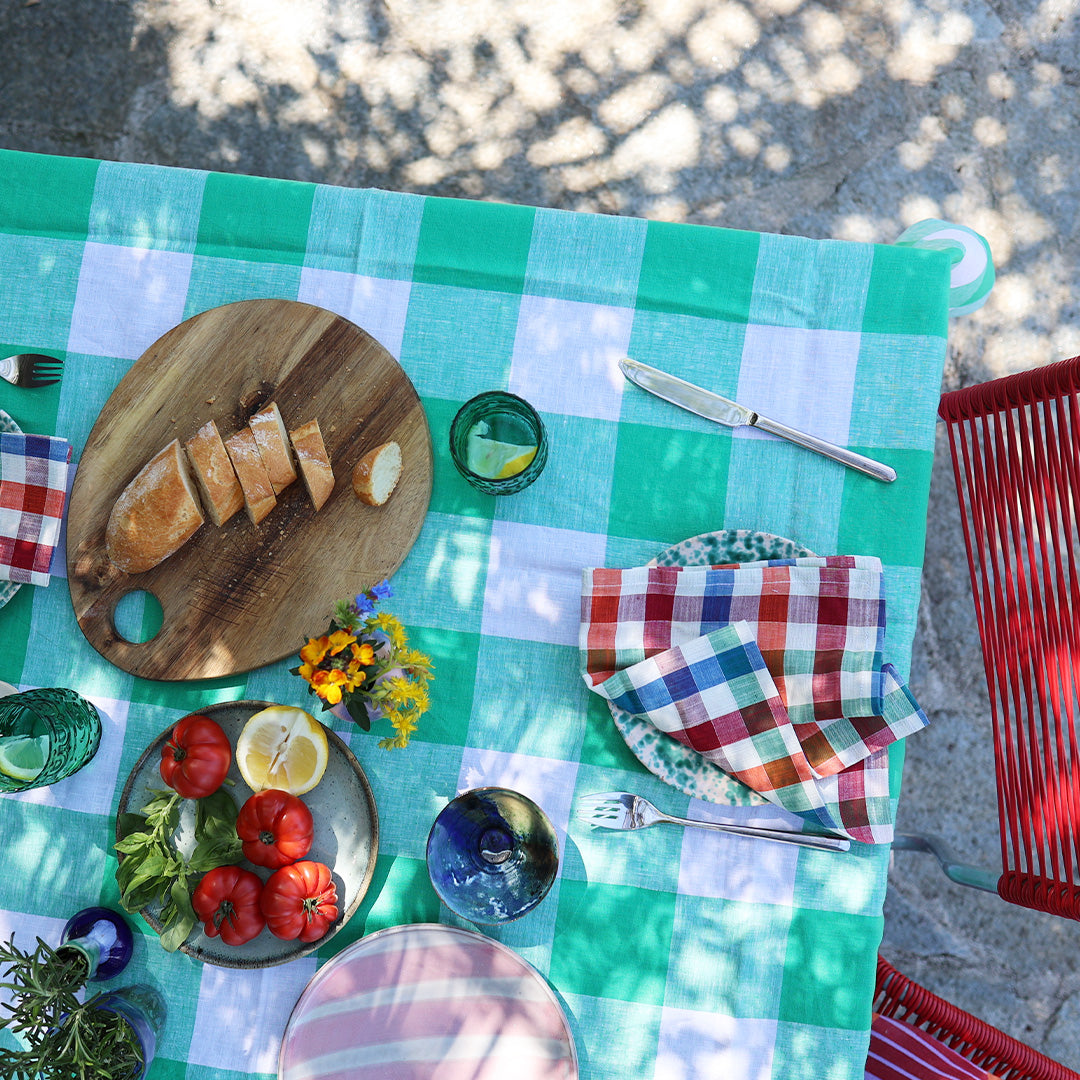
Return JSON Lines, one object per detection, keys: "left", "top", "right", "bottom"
{"left": 290, "top": 580, "right": 433, "bottom": 749}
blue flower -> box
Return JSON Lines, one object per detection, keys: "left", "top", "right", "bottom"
{"left": 354, "top": 592, "right": 375, "bottom": 615}
{"left": 372, "top": 579, "right": 393, "bottom": 600}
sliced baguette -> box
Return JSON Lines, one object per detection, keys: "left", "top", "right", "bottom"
{"left": 184, "top": 419, "right": 244, "bottom": 527}
{"left": 288, "top": 419, "right": 335, "bottom": 511}
{"left": 352, "top": 441, "right": 402, "bottom": 506}
{"left": 224, "top": 427, "right": 277, "bottom": 524}
{"left": 106, "top": 439, "right": 205, "bottom": 573}
{"left": 249, "top": 402, "right": 296, "bottom": 494}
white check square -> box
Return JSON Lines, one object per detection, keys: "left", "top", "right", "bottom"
{"left": 67, "top": 243, "right": 193, "bottom": 360}
{"left": 298, "top": 267, "right": 412, "bottom": 358}
{"left": 737, "top": 325, "right": 860, "bottom": 447}
{"left": 482, "top": 521, "right": 607, "bottom": 647}
{"left": 508, "top": 295, "right": 633, "bottom": 422}
{"left": 656, "top": 1008, "right": 777, "bottom": 1080}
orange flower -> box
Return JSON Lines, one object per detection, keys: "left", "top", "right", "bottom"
{"left": 310, "top": 668, "right": 350, "bottom": 705}
{"left": 327, "top": 630, "right": 357, "bottom": 656}
{"left": 300, "top": 635, "right": 331, "bottom": 666}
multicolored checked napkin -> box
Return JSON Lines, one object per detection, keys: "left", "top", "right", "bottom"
{"left": 0, "top": 431, "right": 72, "bottom": 587}
{"left": 579, "top": 555, "right": 929, "bottom": 843}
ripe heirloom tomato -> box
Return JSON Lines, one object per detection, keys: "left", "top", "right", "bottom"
{"left": 191, "top": 865, "right": 265, "bottom": 946}
{"left": 261, "top": 860, "right": 338, "bottom": 942}
{"left": 159, "top": 715, "right": 232, "bottom": 799}
{"left": 236, "top": 789, "right": 314, "bottom": 870}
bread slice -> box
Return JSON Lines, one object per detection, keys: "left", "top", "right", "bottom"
{"left": 249, "top": 402, "right": 296, "bottom": 494}
{"left": 184, "top": 419, "right": 244, "bottom": 527}
{"left": 352, "top": 441, "right": 402, "bottom": 506}
{"left": 106, "top": 439, "right": 205, "bottom": 573}
{"left": 224, "top": 427, "right": 277, "bottom": 524}
{"left": 288, "top": 419, "right": 334, "bottom": 511}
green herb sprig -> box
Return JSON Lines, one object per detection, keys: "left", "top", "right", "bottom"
{"left": 0, "top": 935, "right": 144, "bottom": 1080}
{"left": 115, "top": 787, "right": 242, "bottom": 952}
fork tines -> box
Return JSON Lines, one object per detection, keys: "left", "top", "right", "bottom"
{"left": 0, "top": 353, "right": 64, "bottom": 388}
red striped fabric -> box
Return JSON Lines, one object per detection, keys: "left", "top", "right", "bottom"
{"left": 866, "top": 1014, "right": 991, "bottom": 1080}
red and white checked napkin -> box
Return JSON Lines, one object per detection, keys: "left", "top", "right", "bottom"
{"left": 579, "top": 555, "right": 929, "bottom": 844}
{"left": 0, "top": 432, "right": 72, "bottom": 587}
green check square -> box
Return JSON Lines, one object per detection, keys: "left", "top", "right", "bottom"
{"left": 608, "top": 423, "right": 732, "bottom": 544}
{"left": 778, "top": 907, "right": 881, "bottom": 1029}
{"left": 182, "top": 255, "right": 302, "bottom": 317}
{"left": 421, "top": 396, "right": 499, "bottom": 520}
{"left": 128, "top": 675, "right": 248, "bottom": 713}
{"left": 862, "top": 243, "right": 951, "bottom": 337}
{"left": 0, "top": 237, "right": 86, "bottom": 351}
{"left": 469, "top": 638, "right": 585, "bottom": 760}
{"left": 305, "top": 184, "right": 425, "bottom": 277}
{"left": 58, "top": 354, "right": 134, "bottom": 456}
{"left": 636, "top": 220, "right": 759, "bottom": 320}
{"left": 836, "top": 448, "right": 933, "bottom": 566}
{"left": 774, "top": 1022, "right": 870, "bottom": 1080}
{"left": 0, "top": 150, "right": 98, "bottom": 239}
{"left": 524, "top": 206, "right": 647, "bottom": 307}
{"left": 195, "top": 171, "right": 315, "bottom": 265}
{"left": 793, "top": 837, "right": 889, "bottom": 913}
{"left": 551, "top": 878, "right": 676, "bottom": 1005}
{"left": 560, "top": 993, "right": 663, "bottom": 1080}
{"left": 404, "top": 625, "right": 478, "bottom": 746}
{"left": 399, "top": 284, "right": 520, "bottom": 401}
{"left": 144, "top": 1058, "right": 189, "bottom": 1080}
{"left": 88, "top": 160, "right": 206, "bottom": 252}
{"left": 413, "top": 196, "right": 534, "bottom": 293}
{"left": 666, "top": 894, "right": 789, "bottom": 1014}
{"left": 348, "top": 854, "right": 442, "bottom": 938}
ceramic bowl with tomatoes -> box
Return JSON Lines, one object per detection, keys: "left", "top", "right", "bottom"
{"left": 116, "top": 700, "right": 379, "bottom": 968}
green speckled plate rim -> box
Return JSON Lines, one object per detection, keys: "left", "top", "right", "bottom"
{"left": 608, "top": 528, "right": 816, "bottom": 806}
{"left": 0, "top": 411, "right": 23, "bottom": 610}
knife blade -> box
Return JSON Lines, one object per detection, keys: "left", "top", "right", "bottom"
{"left": 618, "top": 357, "right": 896, "bottom": 483}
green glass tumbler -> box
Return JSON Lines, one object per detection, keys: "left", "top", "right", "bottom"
{"left": 0, "top": 688, "right": 102, "bottom": 793}
{"left": 449, "top": 391, "right": 549, "bottom": 495}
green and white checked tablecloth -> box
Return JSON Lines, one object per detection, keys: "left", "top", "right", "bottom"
{"left": 0, "top": 148, "right": 952, "bottom": 1080}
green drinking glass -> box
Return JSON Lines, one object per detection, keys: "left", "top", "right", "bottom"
{"left": 449, "top": 391, "right": 549, "bottom": 495}
{"left": 0, "top": 687, "right": 102, "bottom": 793}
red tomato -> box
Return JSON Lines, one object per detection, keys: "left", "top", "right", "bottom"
{"left": 235, "top": 789, "right": 314, "bottom": 869}
{"left": 261, "top": 860, "right": 339, "bottom": 942}
{"left": 191, "top": 865, "right": 266, "bottom": 946}
{"left": 159, "top": 715, "right": 232, "bottom": 799}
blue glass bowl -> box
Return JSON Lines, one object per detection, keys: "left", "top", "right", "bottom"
{"left": 426, "top": 788, "right": 560, "bottom": 924}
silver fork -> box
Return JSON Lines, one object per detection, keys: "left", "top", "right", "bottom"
{"left": 577, "top": 792, "right": 850, "bottom": 852}
{"left": 0, "top": 354, "right": 63, "bottom": 388}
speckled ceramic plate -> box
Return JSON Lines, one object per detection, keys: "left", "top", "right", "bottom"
{"left": 610, "top": 528, "right": 816, "bottom": 805}
{"left": 116, "top": 700, "right": 379, "bottom": 968}
{"left": 0, "top": 410, "right": 23, "bottom": 610}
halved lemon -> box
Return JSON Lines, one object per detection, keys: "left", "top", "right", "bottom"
{"left": 466, "top": 424, "right": 538, "bottom": 480}
{"left": 0, "top": 734, "right": 49, "bottom": 782}
{"left": 235, "top": 706, "right": 329, "bottom": 795}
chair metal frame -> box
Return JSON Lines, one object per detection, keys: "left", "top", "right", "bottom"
{"left": 897, "top": 355, "right": 1080, "bottom": 920}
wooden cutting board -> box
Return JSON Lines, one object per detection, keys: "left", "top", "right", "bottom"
{"left": 67, "top": 299, "right": 432, "bottom": 681}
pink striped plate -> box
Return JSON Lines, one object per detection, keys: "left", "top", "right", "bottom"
{"left": 279, "top": 924, "right": 578, "bottom": 1080}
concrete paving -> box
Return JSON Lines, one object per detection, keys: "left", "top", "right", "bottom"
{"left": 3, "top": 0, "right": 1079, "bottom": 1069}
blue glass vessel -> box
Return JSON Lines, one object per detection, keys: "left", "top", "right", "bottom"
{"left": 426, "top": 787, "right": 559, "bottom": 923}
{"left": 59, "top": 907, "right": 134, "bottom": 981}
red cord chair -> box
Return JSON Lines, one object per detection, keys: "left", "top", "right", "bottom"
{"left": 873, "top": 956, "right": 1079, "bottom": 1080}
{"left": 896, "top": 355, "right": 1080, "bottom": 919}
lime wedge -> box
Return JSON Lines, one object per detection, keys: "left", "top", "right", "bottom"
{"left": 0, "top": 734, "right": 49, "bottom": 782}
{"left": 466, "top": 423, "right": 538, "bottom": 480}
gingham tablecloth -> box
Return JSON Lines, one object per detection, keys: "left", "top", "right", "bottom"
{"left": 0, "top": 149, "right": 951, "bottom": 1080}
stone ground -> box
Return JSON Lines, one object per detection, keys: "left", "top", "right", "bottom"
{"left": 2, "top": 0, "right": 1079, "bottom": 1069}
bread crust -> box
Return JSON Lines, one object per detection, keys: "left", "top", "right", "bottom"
{"left": 289, "top": 419, "right": 334, "bottom": 511}
{"left": 106, "top": 439, "right": 205, "bottom": 573}
{"left": 185, "top": 419, "right": 244, "bottom": 526}
{"left": 249, "top": 402, "right": 296, "bottom": 494}
{"left": 225, "top": 427, "right": 277, "bottom": 524}
{"left": 352, "top": 441, "right": 402, "bottom": 506}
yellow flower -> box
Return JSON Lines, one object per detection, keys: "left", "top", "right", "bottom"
{"left": 327, "top": 629, "right": 357, "bottom": 656}
{"left": 300, "top": 635, "right": 331, "bottom": 666}
{"left": 311, "top": 668, "right": 350, "bottom": 705}
{"left": 351, "top": 642, "right": 375, "bottom": 666}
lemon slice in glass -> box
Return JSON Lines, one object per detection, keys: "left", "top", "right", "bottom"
{"left": 235, "top": 705, "right": 329, "bottom": 795}
{"left": 466, "top": 422, "right": 538, "bottom": 480}
{"left": 0, "top": 733, "right": 49, "bottom": 782}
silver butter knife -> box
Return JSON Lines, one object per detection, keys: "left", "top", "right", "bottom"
{"left": 619, "top": 357, "right": 896, "bottom": 483}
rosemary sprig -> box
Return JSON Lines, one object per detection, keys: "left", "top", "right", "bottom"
{"left": 0, "top": 936, "right": 144, "bottom": 1080}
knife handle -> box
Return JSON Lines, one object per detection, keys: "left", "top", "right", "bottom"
{"left": 751, "top": 414, "right": 897, "bottom": 483}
